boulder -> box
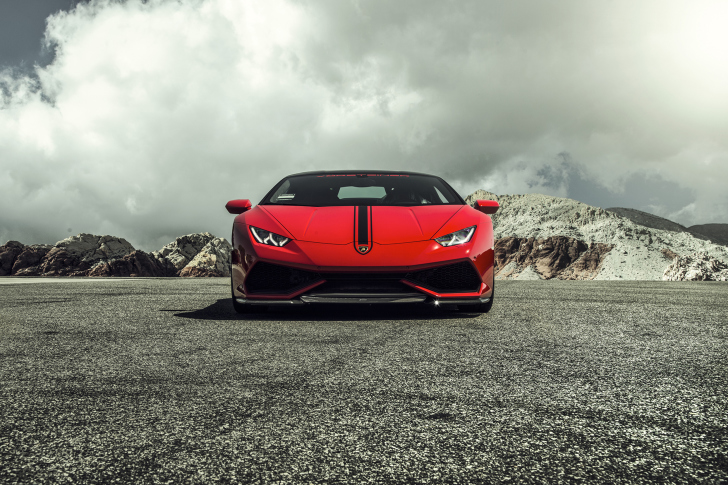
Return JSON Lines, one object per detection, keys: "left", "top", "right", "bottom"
{"left": 662, "top": 253, "right": 728, "bottom": 281}
{"left": 54, "top": 233, "right": 135, "bottom": 263}
{"left": 36, "top": 234, "right": 136, "bottom": 276}
{"left": 179, "top": 238, "right": 232, "bottom": 277}
{"left": 88, "top": 250, "right": 170, "bottom": 277}
{"left": 0, "top": 241, "right": 24, "bottom": 276}
{"left": 12, "top": 244, "right": 52, "bottom": 276}
{"left": 37, "top": 248, "right": 90, "bottom": 276}
{"left": 153, "top": 232, "right": 217, "bottom": 275}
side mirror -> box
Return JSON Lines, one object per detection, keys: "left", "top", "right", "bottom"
{"left": 226, "top": 199, "right": 252, "bottom": 214}
{"left": 475, "top": 200, "right": 499, "bottom": 215}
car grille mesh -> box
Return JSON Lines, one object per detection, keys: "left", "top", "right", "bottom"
{"left": 405, "top": 261, "right": 481, "bottom": 293}
{"left": 315, "top": 273, "right": 410, "bottom": 294}
{"left": 245, "top": 262, "right": 322, "bottom": 294}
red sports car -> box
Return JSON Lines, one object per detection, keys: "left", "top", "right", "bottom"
{"left": 226, "top": 171, "right": 499, "bottom": 313}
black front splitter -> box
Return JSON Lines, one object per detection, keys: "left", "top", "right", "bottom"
{"left": 236, "top": 294, "right": 490, "bottom": 306}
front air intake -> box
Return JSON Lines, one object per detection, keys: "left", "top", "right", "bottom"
{"left": 245, "top": 262, "right": 322, "bottom": 295}
{"left": 405, "top": 261, "right": 482, "bottom": 293}
{"left": 314, "top": 272, "right": 410, "bottom": 294}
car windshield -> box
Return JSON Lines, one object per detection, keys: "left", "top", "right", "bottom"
{"left": 261, "top": 173, "right": 464, "bottom": 207}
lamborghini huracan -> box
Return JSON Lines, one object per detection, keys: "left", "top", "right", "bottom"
{"left": 226, "top": 171, "right": 499, "bottom": 313}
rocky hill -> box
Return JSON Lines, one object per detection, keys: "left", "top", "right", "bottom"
{"left": 0, "top": 233, "right": 231, "bottom": 277}
{"left": 687, "top": 223, "right": 728, "bottom": 247}
{"left": 605, "top": 207, "right": 687, "bottom": 233}
{"left": 607, "top": 208, "right": 728, "bottom": 248}
{"left": 466, "top": 190, "right": 728, "bottom": 281}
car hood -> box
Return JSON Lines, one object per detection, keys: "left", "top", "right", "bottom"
{"left": 261, "top": 205, "right": 464, "bottom": 244}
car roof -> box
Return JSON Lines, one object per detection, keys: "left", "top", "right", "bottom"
{"left": 284, "top": 170, "right": 439, "bottom": 178}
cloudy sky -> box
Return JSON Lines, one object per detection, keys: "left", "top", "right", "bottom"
{"left": 1, "top": 0, "right": 727, "bottom": 251}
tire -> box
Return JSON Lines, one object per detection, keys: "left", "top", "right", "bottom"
{"left": 231, "top": 266, "right": 264, "bottom": 314}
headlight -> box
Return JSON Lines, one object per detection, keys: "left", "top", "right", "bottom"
{"left": 435, "top": 226, "right": 476, "bottom": 247}
{"left": 250, "top": 226, "right": 291, "bottom": 247}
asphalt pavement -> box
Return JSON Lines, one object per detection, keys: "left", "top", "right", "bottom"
{"left": 0, "top": 278, "right": 726, "bottom": 483}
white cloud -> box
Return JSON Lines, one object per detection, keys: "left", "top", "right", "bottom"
{"left": 1, "top": 0, "right": 728, "bottom": 249}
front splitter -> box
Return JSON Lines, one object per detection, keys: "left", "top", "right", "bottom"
{"left": 300, "top": 294, "right": 427, "bottom": 304}
{"left": 237, "top": 294, "right": 427, "bottom": 305}
{"left": 236, "top": 295, "right": 489, "bottom": 306}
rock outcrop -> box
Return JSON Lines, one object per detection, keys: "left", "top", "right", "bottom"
{"left": 88, "top": 250, "right": 170, "bottom": 277}
{"left": 55, "top": 234, "right": 136, "bottom": 261}
{"left": 153, "top": 232, "right": 217, "bottom": 274}
{"left": 494, "top": 236, "right": 612, "bottom": 280}
{"left": 36, "top": 234, "right": 136, "bottom": 276}
{"left": 1, "top": 232, "right": 230, "bottom": 277}
{"left": 178, "top": 238, "right": 232, "bottom": 277}
{"left": 662, "top": 253, "right": 728, "bottom": 281}
{"left": 12, "top": 244, "right": 52, "bottom": 276}
{"left": 0, "top": 241, "right": 25, "bottom": 276}
{"left": 1, "top": 236, "right": 136, "bottom": 277}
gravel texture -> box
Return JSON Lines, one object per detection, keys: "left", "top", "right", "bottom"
{"left": 0, "top": 278, "right": 727, "bottom": 483}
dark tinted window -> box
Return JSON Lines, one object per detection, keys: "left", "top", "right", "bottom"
{"left": 262, "top": 173, "right": 463, "bottom": 206}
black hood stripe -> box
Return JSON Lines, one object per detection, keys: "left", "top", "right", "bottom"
{"left": 354, "top": 206, "right": 373, "bottom": 254}
{"left": 358, "top": 205, "right": 369, "bottom": 245}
